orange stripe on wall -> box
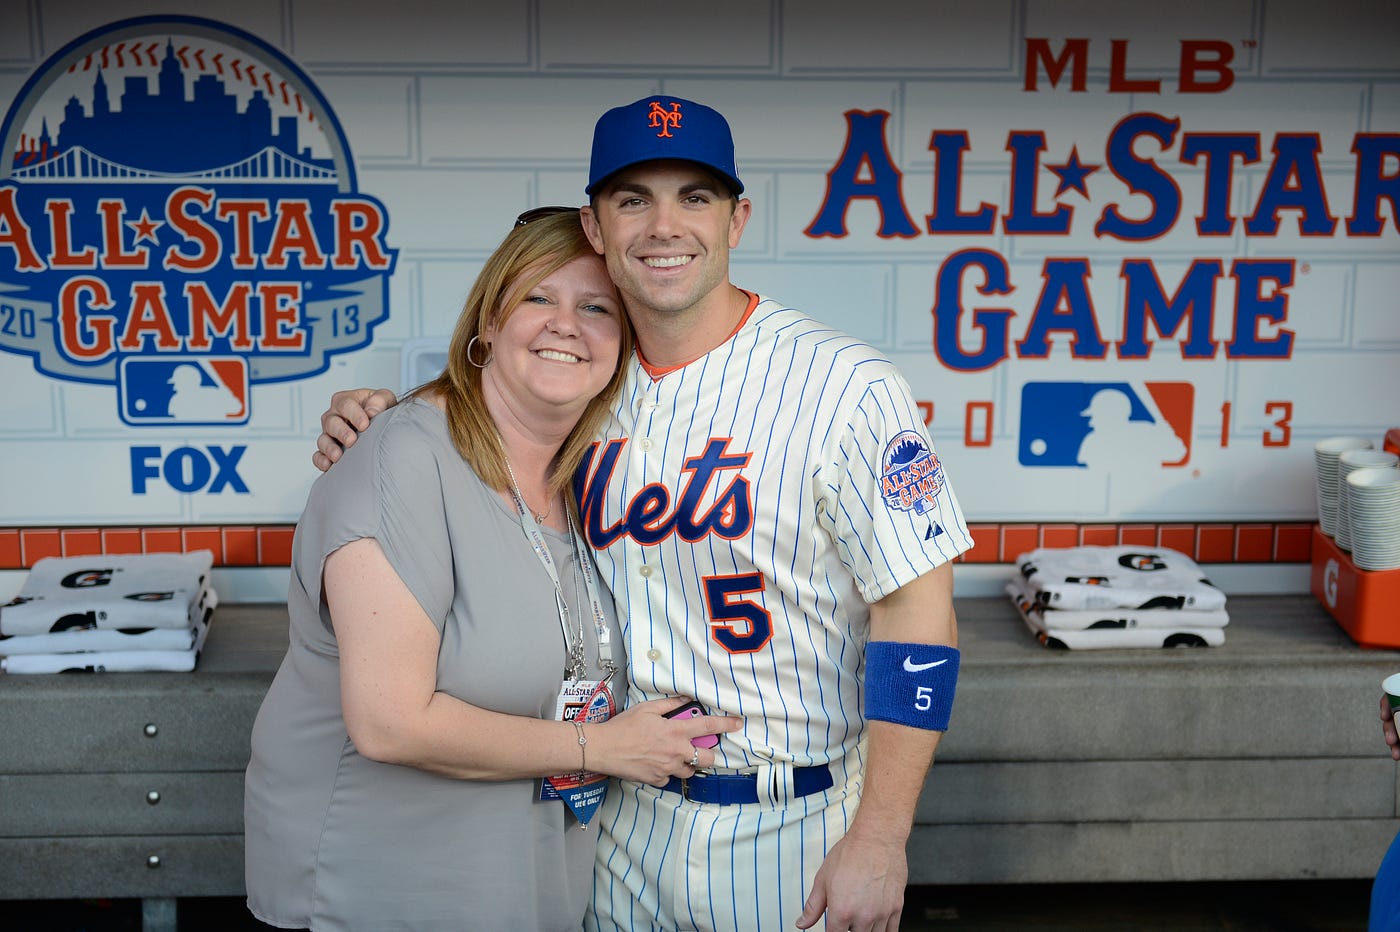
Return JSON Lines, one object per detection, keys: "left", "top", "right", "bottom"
{"left": 0, "top": 523, "right": 1318, "bottom": 571}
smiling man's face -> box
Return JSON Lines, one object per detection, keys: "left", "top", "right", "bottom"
{"left": 582, "top": 160, "right": 750, "bottom": 324}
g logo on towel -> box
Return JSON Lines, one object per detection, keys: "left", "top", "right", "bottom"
{"left": 60, "top": 569, "right": 113, "bottom": 589}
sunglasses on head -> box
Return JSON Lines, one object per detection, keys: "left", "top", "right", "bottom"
{"left": 514, "top": 206, "right": 579, "bottom": 227}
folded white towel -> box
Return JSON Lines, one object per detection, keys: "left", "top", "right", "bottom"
{"left": 1, "top": 598, "right": 213, "bottom": 673}
{"left": 1028, "top": 623, "right": 1225, "bottom": 650}
{"left": 1008, "top": 578, "right": 1224, "bottom": 649}
{"left": 1014, "top": 545, "right": 1227, "bottom": 611}
{"left": 0, "top": 550, "right": 213, "bottom": 635}
{"left": 1004, "top": 577, "right": 1228, "bottom": 631}
{"left": 0, "top": 587, "right": 217, "bottom": 655}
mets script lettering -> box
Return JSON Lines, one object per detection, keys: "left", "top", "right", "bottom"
{"left": 578, "top": 437, "right": 754, "bottom": 548}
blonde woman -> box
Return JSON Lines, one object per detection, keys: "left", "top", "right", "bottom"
{"left": 244, "top": 209, "right": 735, "bottom": 931}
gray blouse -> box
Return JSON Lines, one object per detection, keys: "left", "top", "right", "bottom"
{"left": 244, "top": 398, "right": 623, "bottom": 931}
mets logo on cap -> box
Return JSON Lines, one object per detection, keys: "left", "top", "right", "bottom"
{"left": 0, "top": 15, "right": 397, "bottom": 426}
{"left": 881, "top": 430, "right": 945, "bottom": 515}
{"left": 646, "top": 100, "right": 683, "bottom": 137}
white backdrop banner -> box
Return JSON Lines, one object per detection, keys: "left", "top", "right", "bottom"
{"left": 0, "top": 1, "right": 1395, "bottom": 532}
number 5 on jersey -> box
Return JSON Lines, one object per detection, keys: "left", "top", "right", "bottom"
{"left": 703, "top": 573, "right": 773, "bottom": 653}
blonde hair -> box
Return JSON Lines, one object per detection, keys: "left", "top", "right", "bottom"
{"left": 413, "top": 210, "right": 633, "bottom": 497}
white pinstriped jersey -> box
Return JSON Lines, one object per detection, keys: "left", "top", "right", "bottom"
{"left": 576, "top": 292, "right": 973, "bottom": 782}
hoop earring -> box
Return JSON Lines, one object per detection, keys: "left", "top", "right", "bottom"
{"left": 466, "top": 334, "right": 493, "bottom": 369}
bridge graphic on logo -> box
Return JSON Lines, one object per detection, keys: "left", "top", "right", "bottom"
{"left": 10, "top": 145, "right": 336, "bottom": 183}
{"left": 0, "top": 15, "right": 397, "bottom": 426}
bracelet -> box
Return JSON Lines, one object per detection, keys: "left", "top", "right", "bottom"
{"left": 573, "top": 721, "right": 587, "bottom": 774}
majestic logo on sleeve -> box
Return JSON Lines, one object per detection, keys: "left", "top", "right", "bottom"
{"left": 0, "top": 16, "right": 397, "bottom": 426}
{"left": 881, "top": 430, "right": 944, "bottom": 515}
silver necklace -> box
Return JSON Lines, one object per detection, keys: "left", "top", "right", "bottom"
{"left": 502, "top": 456, "right": 553, "bottom": 524}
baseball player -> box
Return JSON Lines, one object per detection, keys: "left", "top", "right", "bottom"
{"left": 315, "top": 96, "right": 972, "bottom": 931}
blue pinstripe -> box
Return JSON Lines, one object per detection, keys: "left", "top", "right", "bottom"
{"left": 582, "top": 295, "right": 972, "bottom": 930}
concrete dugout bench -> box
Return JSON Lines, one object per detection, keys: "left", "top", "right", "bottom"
{"left": 1, "top": 596, "right": 1397, "bottom": 929}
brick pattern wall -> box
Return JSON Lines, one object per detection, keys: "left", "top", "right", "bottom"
{"left": 0, "top": 522, "right": 1315, "bottom": 570}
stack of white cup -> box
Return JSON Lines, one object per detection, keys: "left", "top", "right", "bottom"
{"left": 1347, "top": 464, "right": 1400, "bottom": 571}
{"left": 1337, "top": 449, "right": 1400, "bottom": 551}
{"left": 1315, "top": 436, "right": 1374, "bottom": 537}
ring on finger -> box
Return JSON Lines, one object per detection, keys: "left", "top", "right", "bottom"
{"left": 688, "top": 746, "right": 700, "bottom": 768}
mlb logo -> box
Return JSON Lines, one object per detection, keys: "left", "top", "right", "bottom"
{"left": 118, "top": 356, "right": 250, "bottom": 426}
{"left": 1018, "top": 381, "right": 1193, "bottom": 469}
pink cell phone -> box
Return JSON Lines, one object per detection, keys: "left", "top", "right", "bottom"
{"left": 664, "top": 700, "right": 721, "bottom": 749}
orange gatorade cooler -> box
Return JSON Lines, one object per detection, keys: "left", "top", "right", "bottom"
{"left": 1311, "top": 525, "right": 1400, "bottom": 648}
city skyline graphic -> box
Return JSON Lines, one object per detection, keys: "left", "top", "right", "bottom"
{"left": 10, "top": 36, "right": 335, "bottom": 183}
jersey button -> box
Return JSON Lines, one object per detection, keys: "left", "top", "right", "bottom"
{"left": 638, "top": 565, "right": 653, "bottom": 578}
{"left": 645, "top": 648, "right": 662, "bottom": 662}
{"left": 637, "top": 438, "right": 653, "bottom": 452}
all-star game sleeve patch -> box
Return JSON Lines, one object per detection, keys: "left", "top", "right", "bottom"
{"left": 880, "top": 430, "right": 945, "bottom": 516}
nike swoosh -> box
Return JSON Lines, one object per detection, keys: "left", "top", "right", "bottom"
{"left": 903, "top": 656, "right": 949, "bottom": 673}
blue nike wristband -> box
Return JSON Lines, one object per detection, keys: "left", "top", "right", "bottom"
{"left": 864, "top": 641, "right": 960, "bottom": 731}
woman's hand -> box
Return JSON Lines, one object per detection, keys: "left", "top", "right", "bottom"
{"left": 589, "top": 697, "right": 743, "bottom": 786}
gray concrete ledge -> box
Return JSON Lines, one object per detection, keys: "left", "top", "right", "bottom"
{"left": 0, "top": 595, "right": 1396, "bottom": 895}
{"left": 919, "top": 594, "right": 1400, "bottom": 882}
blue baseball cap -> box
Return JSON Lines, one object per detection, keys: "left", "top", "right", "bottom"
{"left": 586, "top": 96, "right": 744, "bottom": 197}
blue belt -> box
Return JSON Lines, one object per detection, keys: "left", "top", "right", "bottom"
{"left": 661, "top": 764, "right": 833, "bottom": 805}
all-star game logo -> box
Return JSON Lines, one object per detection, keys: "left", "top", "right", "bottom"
{"left": 880, "top": 430, "right": 945, "bottom": 516}
{"left": 0, "top": 16, "right": 397, "bottom": 426}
